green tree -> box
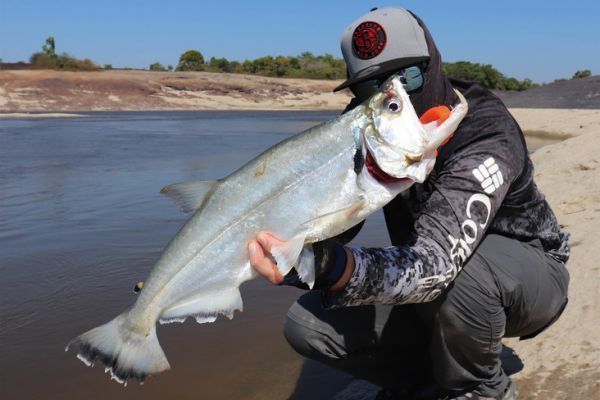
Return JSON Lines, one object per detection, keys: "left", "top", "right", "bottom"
{"left": 176, "top": 50, "right": 205, "bottom": 71}
{"left": 299, "top": 51, "right": 315, "bottom": 62}
{"left": 443, "top": 61, "right": 534, "bottom": 91}
{"left": 480, "top": 64, "right": 503, "bottom": 89}
{"left": 149, "top": 62, "right": 166, "bottom": 71}
{"left": 253, "top": 56, "right": 277, "bottom": 76}
{"left": 208, "top": 57, "right": 229, "bottom": 72}
{"left": 167, "top": 65, "right": 174, "bottom": 71}
{"left": 500, "top": 77, "right": 520, "bottom": 91}
{"left": 288, "top": 56, "right": 300, "bottom": 70}
{"left": 274, "top": 56, "right": 289, "bottom": 76}
{"left": 226, "top": 60, "right": 242, "bottom": 73}
{"left": 103, "top": 64, "right": 113, "bottom": 69}
{"left": 518, "top": 78, "right": 535, "bottom": 90}
{"left": 242, "top": 59, "right": 256, "bottom": 73}
{"left": 572, "top": 69, "right": 591, "bottom": 79}
{"left": 42, "top": 37, "right": 56, "bottom": 57}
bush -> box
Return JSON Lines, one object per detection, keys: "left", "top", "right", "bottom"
{"left": 572, "top": 70, "right": 591, "bottom": 79}
{"left": 443, "top": 61, "right": 534, "bottom": 91}
{"left": 57, "top": 53, "right": 98, "bottom": 71}
{"left": 30, "top": 52, "right": 59, "bottom": 69}
{"left": 176, "top": 50, "right": 205, "bottom": 71}
{"left": 104, "top": 64, "right": 113, "bottom": 69}
{"left": 149, "top": 62, "right": 166, "bottom": 71}
{"left": 208, "top": 57, "right": 229, "bottom": 72}
{"left": 29, "top": 37, "right": 98, "bottom": 71}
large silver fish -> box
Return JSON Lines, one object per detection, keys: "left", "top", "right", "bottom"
{"left": 67, "top": 75, "right": 468, "bottom": 384}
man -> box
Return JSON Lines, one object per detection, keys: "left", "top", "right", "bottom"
{"left": 248, "top": 7, "right": 569, "bottom": 400}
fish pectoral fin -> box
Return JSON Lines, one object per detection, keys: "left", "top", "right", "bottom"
{"left": 271, "top": 232, "right": 308, "bottom": 278}
{"left": 271, "top": 199, "right": 367, "bottom": 289}
{"left": 272, "top": 240, "right": 316, "bottom": 289}
{"left": 160, "top": 179, "right": 220, "bottom": 214}
{"left": 296, "top": 245, "right": 316, "bottom": 289}
{"left": 159, "top": 287, "right": 243, "bottom": 325}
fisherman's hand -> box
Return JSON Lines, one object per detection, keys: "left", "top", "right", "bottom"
{"left": 248, "top": 232, "right": 285, "bottom": 285}
{"left": 248, "top": 232, "right": 355, "bottom": 291}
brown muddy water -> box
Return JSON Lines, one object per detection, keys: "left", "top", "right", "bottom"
{"left": 0, "top": 111, "right": 557, "bottom": 400}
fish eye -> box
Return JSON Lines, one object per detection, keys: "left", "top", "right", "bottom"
{"left": 385, "top": 98, "right": 402, "bottom": 113}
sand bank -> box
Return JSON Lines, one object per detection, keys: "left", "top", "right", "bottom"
{"left": 0, "top": 69, "right": 351, "bottom": 112}
{"left": 501, "top": 129, "right": 600, "bottom": 398}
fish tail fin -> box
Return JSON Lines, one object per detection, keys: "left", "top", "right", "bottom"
{"left": 66, "top": 313, "right": 170, "bottom": 385}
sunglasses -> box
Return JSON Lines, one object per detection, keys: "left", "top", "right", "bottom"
{"left": 350, "top": 64, "right": 425, "bottom": 102}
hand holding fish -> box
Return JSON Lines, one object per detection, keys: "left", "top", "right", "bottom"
{"left": 249, "top": 232, "right": 356, "bottom": 291}
{"left": 248, "top": 232, "right": 285, "bottom": 285}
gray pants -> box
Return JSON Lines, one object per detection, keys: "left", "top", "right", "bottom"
{"left": 283, "top": 235, "right": 569, "bottom": 397}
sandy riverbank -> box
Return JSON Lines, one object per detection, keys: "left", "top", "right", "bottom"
{"left": 0, "top": 69, "right": 351, "bottom": 112}
{"left": 499, "top": 127, "right": 600, "bottom": 399}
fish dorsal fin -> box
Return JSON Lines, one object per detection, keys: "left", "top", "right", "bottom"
{"left": 160, "top": 179, "right": 219, "bottom": 214}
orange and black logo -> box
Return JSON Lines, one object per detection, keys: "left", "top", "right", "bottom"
{"left": 352, "top": 21, "right": 386, "bottom": 60}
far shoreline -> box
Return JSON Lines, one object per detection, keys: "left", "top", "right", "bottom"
{"left": 1, "top": 107, "right": 597, "bottom": 144}
{"left": 0, "top": 112, "right": 87, "bottom": 118}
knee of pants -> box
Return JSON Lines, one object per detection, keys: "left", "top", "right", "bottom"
{"left": 283, "top": 314, "right": 347, "bottom": 362}
{"left": 436, "top": 284, "right": 505, "bottom": 347}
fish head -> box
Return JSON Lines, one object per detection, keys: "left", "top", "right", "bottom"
{"left": 363, "top": 74, "right": 468, "bottom": 182}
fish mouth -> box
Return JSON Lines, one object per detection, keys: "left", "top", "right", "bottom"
{"left": 365, "top": 149, "right": 412, "bottom": 185}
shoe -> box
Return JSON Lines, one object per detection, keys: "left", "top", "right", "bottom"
{"left": 375, "top": 385, "right": 435, "bottom": 400}
{"left": 374, "top": 388, "right": 397, "bottom": 400}
{"left": 441, "top": 380, "right": 518, "bottom": 400}
{"left": 374, "top": 387, "right": 416, "bottom": 400}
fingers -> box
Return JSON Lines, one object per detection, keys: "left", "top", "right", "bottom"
{"left": 248, "top": 236, "right": 284, "bottom": 285}
{"left": 256, "top": 231, "right": 284, "bottom": 251}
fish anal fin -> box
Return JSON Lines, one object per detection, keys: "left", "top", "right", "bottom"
{"left": 160, "top": 179, "right": 219, "bottom": 214}
{"left": 159, "top": 287, "right": 243, "bottom": 325}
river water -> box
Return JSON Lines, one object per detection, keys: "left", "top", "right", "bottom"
{"left": 0, "top": 111, "right": 556, "bottom": 400}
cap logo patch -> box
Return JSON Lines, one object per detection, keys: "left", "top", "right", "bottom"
{"left": 352, "top": 21, "right": 387, "bottom": 60}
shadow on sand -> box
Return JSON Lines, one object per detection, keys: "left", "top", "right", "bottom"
{"left": 287, "top": 345, "right": 524, "bottom": 400}
{"left": 288, "top": 359, "right": 354, "bottom": 400}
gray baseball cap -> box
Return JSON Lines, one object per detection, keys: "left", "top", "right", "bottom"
{"left": 334, "top": 7, "right": 430, "bottom": 92}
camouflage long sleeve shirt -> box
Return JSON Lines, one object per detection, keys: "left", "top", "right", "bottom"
{"left": 327, "top": 81, "right": 570, "bottom": 307}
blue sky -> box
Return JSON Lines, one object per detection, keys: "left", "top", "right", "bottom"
{"left": 1, "top": 0, "right": 597, "bottom": 83}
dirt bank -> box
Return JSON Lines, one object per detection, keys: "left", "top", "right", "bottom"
{"left": 0, "top": 69, "right": 351, "bottom": 112}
